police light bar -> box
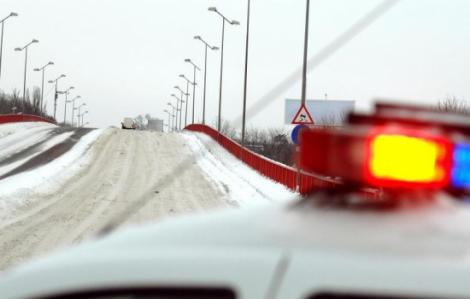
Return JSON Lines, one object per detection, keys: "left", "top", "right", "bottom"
{"left": 299, "top": 126, "right": 454, "bottom": 190}
{"left": 300, "top": 134, "right": 470, "bottom": 197}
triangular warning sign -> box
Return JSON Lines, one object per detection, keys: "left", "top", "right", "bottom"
{"left": 291, "top": 104, "right": 314, "bottom": 124}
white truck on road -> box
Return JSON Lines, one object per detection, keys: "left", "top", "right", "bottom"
{"left": 121, "top": 117, "right": 136, "bottom": 130}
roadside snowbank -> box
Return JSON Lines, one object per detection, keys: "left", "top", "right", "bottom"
{"left": 0, "top": 129, "right": 106, "bottom": 219}
{"left": 0, "top": 122, "right": 57, "bottom": 160}
{"left": 0, "top": 131, "right": 75, "bottom": 177}
{"left": 0, "top": 122, "right": 54, "bottom": 138}
{"left": 181, "top": 132, "right": 297, "bottom": 207}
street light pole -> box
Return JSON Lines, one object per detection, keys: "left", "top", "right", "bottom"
{"left": 0, "top": 12, "right": 18, "bottom": 81}
{"left": 184, "top": 59, "right": 200, "bottom": 125}
{"left": 241, "top": 0, "right": 251, "bottom": 149}
{"left": 77, "top": 103, "right": 86, "bottom": 126}
{"left": 33, "top": 61, "right": 54, "bottom": 116}
{"left": 208, "top": 7, "right": 239, "bottom": 132}
{"left": 167, "top": 102, "right": 175, "bottom": 131}
{"left": 81, "top": 111, "right": 88, "bottom": 127}
{"left": 164, "top": 109, "right": 171, "bottom": 132}
{"left": 301, "top": 0, "right": 310, "bottom": 107}
{"left": 194, "top": 36, "right": 218, "bottom": 125}
{"left": 48, "top": 74, "right": 66, "bottom": 120}
{"left": 61, "top": 86, "right": 74, "bottom": 124}
{"left": 15, "top": 39, "right": 39, "bottom": 112}
{"left": 176, "top": 79, "right": 190, "bottom": 128}
{"left": 171, "top": 93, "right": 183, "bottom": 130}
{"left": 70, "top": 95, "right": 81, "bottom": 126}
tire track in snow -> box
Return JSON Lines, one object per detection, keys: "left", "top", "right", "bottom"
{"left": 0, "top": 128, "right": 94, "bottom": 180}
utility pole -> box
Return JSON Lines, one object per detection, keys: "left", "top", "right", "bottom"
{"left": 15, "top": 39, "right": 39, "bottom": 112}
{"left": 185, "top": 59, "right": 200, "bottom": 124}
{"left": 301, "top": 0, "right": 310, "bottom": 106}
{"left": 0, "top": 12, "right": 18, "bottom": 81}
{"left": 49, "top": 74, "right": 66, "bottom": 120}
{"left": 241, "top": 0, "right": 252, "bottom": 148}
{"left": 208, "top": 7, "right": 239, "bottom": 132}
{"left": 34, "top": 61, "right": 54, "bottom": 115}
{"left": 194, "top": 36, "right": 218, "bottom": 125}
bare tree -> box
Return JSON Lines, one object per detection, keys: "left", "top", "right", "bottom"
{"left": 437, "top": 96, "right": 470, "bottom": 114}
{"left": 315, "top": 112, "right": 346, "bottom": 128}
{"left": 242, "top": 126, "right": 295, "bottom": 166}
{"left": 0, "top": 88, "right": 54, "bottom": 121}
{"left": 32, "top": 87, "right": 41, "bottom": 114}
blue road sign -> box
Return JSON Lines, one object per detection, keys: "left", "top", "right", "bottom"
{"left": 291, "top": 124, "right": 307, "bottom": 145}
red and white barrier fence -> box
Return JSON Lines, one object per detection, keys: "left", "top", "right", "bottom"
{"left": 185, "top": 124, "right": 339, "bottom": 195}
{"left": 0, "top": 114, "right": 56, "bottom": 125}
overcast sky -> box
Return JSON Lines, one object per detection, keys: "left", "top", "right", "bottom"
{"left": 0, "top": 0, "right": 469, "bottom": 129}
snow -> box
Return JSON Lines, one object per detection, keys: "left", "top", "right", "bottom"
{"left": 0, "top": 131, "right": 75, "bottom": 177}
{"left": 0, "top": 128, "right": 106, "bottom": 218}
{"left": 181, "top": 132, "right": 298, "bottom": 207}
{"left": 0, "top": 122, "right": 54, "bottom": 138}
{"left": 0, "top": 122, "right": 57, "bottom": 160}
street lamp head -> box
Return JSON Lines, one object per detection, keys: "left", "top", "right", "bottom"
{"left": 48, "top": 80, "right": 54, "bottom": 83}
{"left": 178, "top": 74, "right": 185, "bottom": 78}
{"left": 10, "top": 12, "right": 18, "bottom": 17}
{"left": 208, "top": 7, "right": 217, "bottom": 12}
{"left": 32, "top": 39, "right": 39, "bottom": 43}
{"left": 194, "top": 35, "right": 201, "bottom": 40}
{"left": 14, "top": 47, "right": 21, "bottom": 51}
{"left": 231, "top": 20, "right": 240, "bottom": 25}
{"left": 48, "top": 61, "right": 54, "bottom": 65}
{"left": 184, "top": 58, "right": 191, "bottom": 63}
{"left": 171, "top": 93, "right": 176, "bottom": 97}
{"left": 60, "top": 74, "right": 66, "bottom": 78}
{"left": 212, "top": 46, "right": 220, "bottom": 51}
{"left": 33, "top": 68, "right": 40, "bottom": 72}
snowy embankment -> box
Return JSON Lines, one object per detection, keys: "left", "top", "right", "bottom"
{"left": 0, "top": 123, "right": 105, "bottom": 218}
{"left": 0, "top": 122, "right": 56, "bottom": 160}
{"left": 182, "top": 132, "right": 297, "bottom": 207}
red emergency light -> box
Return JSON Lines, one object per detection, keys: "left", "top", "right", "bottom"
{"left": 363, "top": 127, "right": 453, "bottom": 189}
{"left": 299, "top": 125, "right": 453, "bottom": 190}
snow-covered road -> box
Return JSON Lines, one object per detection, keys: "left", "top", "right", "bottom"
{"left": 0, "top": 127, "right": 296, "bottom": 271}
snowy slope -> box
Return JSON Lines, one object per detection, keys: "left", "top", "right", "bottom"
{"left": 182, "top": 132, "right": 297, "bottom": 207}
{"left": 0, "top": 129, "right": 104, "bottom": 194}
{"left": 0, "top": 127, "right": 105, "bottom": 217}
{"left": 0, "top": 131, "right": 75, "bottom": 177}
{"left": 0, "top": 122, "right": 57, "bottom": 160}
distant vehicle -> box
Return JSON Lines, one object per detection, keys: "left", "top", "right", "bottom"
{"left": 121, "top": 118, "right": 136, "bottom": 130}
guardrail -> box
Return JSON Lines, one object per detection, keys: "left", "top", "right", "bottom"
{"left": 0, "top": 114, "right": 56, "bottom": 125}
{"left": 185, "top": 124, "right": 339, "bottom": 195}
